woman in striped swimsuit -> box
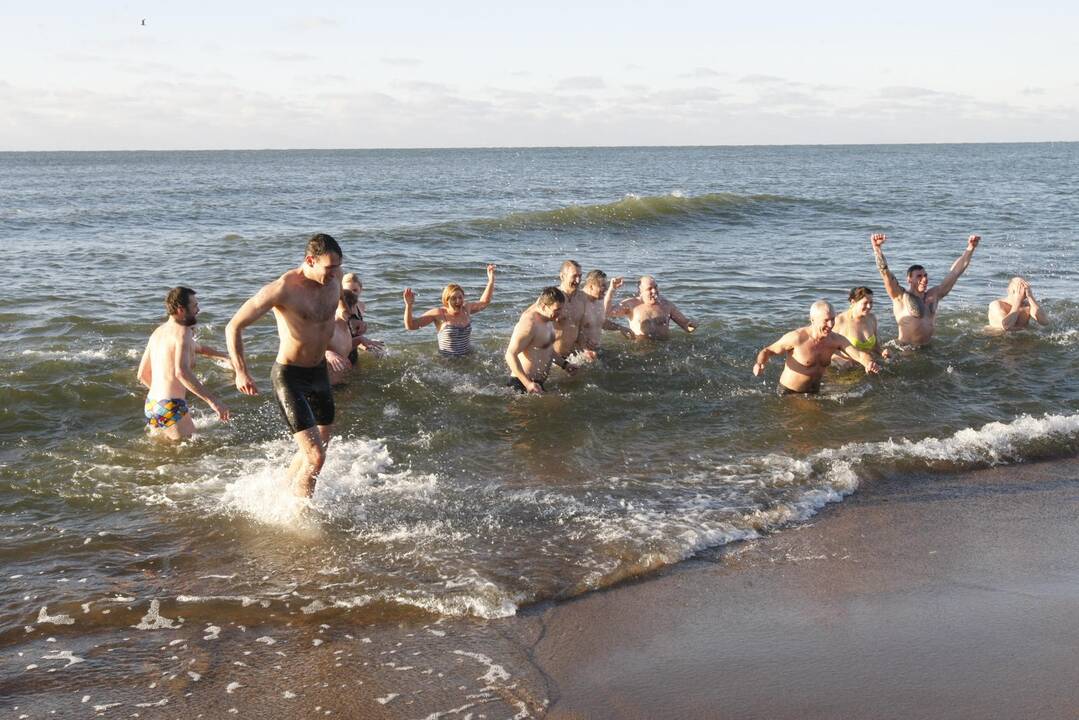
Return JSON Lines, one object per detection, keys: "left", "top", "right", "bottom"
{"left": 402, "top": 264, "right": 496, "bottom": 357}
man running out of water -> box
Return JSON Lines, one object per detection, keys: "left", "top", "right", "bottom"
{"left": 753, "top": 300, "right": 880, "bottom": 394}
{"left": 610, "top": 275, "right": 697, "bottom": 340}
{"left": 505, "top": 286, "right": 573, "bottom": 394}
{"left": 226, "top": 233, "right": 344, "bottom": 497}
{"left": 137, "top": 286, "right": 231, "bottom": 441}
{"left": 988, "top": 276, "right": 1050, "bottom": 331}
{"left": 871, "top": 232, "right": 980, "bottom": 346}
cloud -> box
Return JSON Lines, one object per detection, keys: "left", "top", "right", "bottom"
{"left": 381, "top": 57, "right": 423, "bottom": 68}
{"left": 556, "top": 76, "right": 606, "bottom": 91}
{"left": 1020, "top": 87, "right": 1045, "bottom": 96}
{"left": 399, "top": 80, "right": 454, "bottom": 94}
{"left": 266, "top": 52, "right": 316, "bottom": 63}
{"left": 878, "top": 85, "right": 944, "bottom": 100}
{"left": 739, "top": 74, "right": 789, "bottom": 86}
{"left": 284, "top": 16, "right": 342, "bottom": 32}
{"left": 680, "top": 67, "right": 723, "bottom": 79}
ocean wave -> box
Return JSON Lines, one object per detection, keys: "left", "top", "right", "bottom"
{"left": 465, "top": 192, "right": 809, "bottom": 232}
{"left": 105, "top": 413, "right": 1079, "bottom": 623}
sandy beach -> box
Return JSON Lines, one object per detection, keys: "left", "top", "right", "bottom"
{"left": 533, "top": 457, "right": 1079, "bottom": 719}
{"left": 9, "top": 456, "right": 1076, "bottom": 719}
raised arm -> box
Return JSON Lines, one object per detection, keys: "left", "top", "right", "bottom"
{"left": 1026, "top": 286, "right": 1050, "bottom": 326}
{"left": 753, "top": 332, "right": 796, "bottom": 376}
{"left": 932, "top": 234, "right": 980, "bottom": 299}
{"left": 870, "top": 233, "right": 904, "bottom": 300}
{"left": 226, "top": 280, "right": 282, "bottom": 396}
{"left": 402, "top": 288, "right": 441, "bottom": 330}
{"left": 504, "top": 317, "right": 542, "bottom": 394}
{"left": 603, "top": 276, "right": 624, "bottom": 316}
{"left": 468, "top": 264, "right": 496, "bottom": 313}
{"left": 176, "top": 337, "right": 230, "bottom": 420}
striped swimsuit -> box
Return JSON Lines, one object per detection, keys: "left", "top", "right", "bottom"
{"left": 438, "top": 322, "right": 473, "bottom": 357}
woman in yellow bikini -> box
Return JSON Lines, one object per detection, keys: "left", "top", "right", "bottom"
{"left": 833, "top": 286, "right": 890, "bottom": 367}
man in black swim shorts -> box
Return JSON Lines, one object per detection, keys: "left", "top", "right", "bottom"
{"left": 227, "top": 233, "right": 344, "bottom": 497}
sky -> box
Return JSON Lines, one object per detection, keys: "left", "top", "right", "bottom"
{"left": 2, "top": 1, "right": 1078, "bottom": 150}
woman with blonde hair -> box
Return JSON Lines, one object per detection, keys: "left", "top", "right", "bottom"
{"left": 833, "top": 286, "right": 890, "bottom": 366}
{"left": 402, "top": 264, "right": 496, "bottom": 357}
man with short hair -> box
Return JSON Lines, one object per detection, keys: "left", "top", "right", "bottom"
{"left": 226, "top": 233, "right": 344, "bottom": 497}
{"left": 988, "top": 276, "right": 1050, "bottom": 331}
{"left": 505, "top": 287, "right": 574, "bottom": 394}
{"left": 577, "top": 270, "right": 630, "bottom": 358}
{"left": 871, "top": 232, "right": 980, "bottom": 346}
{"left": 137, "top": 287, "right": 231, "bottom": 441}
{"left": 612, "top": 275, "right": 697, "bottom": 340}
{"left": 753, "top": 300, "right": 880, "bottom": 394}
{"left": 552, "top": 260, "right": 588, "bottom": 358}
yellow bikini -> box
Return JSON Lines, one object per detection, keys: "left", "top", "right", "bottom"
{"left": 850, "top": 335, "right": 877, "bottom": 352}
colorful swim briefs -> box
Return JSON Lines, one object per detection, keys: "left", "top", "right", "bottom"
{"left": 144, "top": 397, "right": 189, "bottom": 428}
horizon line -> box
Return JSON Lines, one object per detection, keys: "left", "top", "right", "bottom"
{"left": 2, "top": 139, "right": 1078, "bottom": 154}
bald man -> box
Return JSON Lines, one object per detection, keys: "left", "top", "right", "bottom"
{"left": 988, "top": 276, "right": 1050, "bottom": 331}
{"left": 753, "top": 300, "right": 880, "bottom": 395}
{"left": 612, "top": 275, "right": 697, "bottom": 340}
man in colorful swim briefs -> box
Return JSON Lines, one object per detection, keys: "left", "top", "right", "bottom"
{"left": 505, "top": 287, "right": 570, "bottom": 394}
{"left": 227, "top": 233, "right": 344, "bottom": 498}
{"left": 753, "top": 300, "right": 880, "bottom": 394}
{"left": 137, "top": 286, "right": 231, "bottom": 441}
{"left": 871, "top": 232, "right": 980, "bottom": 346}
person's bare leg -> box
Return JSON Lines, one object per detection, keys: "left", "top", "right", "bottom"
{"left": 289, "top": 427, "right": 327, "bottom": 497}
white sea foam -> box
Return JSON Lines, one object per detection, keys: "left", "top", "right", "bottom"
{"left": 36, "top": 606, "right": 74, "bottom": 625}
{"left": 41, "top": 650, "right": 84, "bottom": 667}
{"left": 134, "top": 599, "right": 181, "bottom": 630}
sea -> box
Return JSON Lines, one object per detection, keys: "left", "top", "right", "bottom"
{"left": 1, "top": 144, "right": 1077, "bottom": 714}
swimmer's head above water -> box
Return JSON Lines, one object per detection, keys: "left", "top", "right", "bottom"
{"left": 165, "top": 286, "right": 199, "bottom": 326}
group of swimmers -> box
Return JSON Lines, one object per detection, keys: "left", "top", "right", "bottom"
{"left": 138, "top": 231, "right": 1050, "bottom": 497}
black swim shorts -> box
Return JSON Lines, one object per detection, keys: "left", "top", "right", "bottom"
{"left": 507, "top": 377, "right": 545, "bottom": 394}
{"left": 271, "top": 361, "right": 335, "bottom": 434}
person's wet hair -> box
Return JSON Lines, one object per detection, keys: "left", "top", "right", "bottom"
{"left": 560, "top": 259, "right": 581, "bottom": 274}
{"left": 441, "top": 283, "right": 465, "bottom": 308}
{"left": 306, "top": 233, "right": 343, "bottom": 259}
{"left": 849, "top": 286, "right": 874, "bottom": 303}
{"left": 584, "top": 269, "right": 607, "bottom": 288}
{"left": 906, "top": 264, "right": 925, "bottom": 278}
{"left": 165, "top": 286, "right": 196, "bottom": 316}
{"left": 539, "top": 286, "right": 566, "bottom": 307}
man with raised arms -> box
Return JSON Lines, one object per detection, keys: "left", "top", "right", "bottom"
{"left": 988, "top": 276, "right": 1050, "bottom": 331}
{"left": 226, "top": 233, "right": 344, "bottom": 498}
{"left": 753, "top": 300, "right": 880, "bottom": 394}
{"left": 871, "top": 232, "right": 980, "bottom": 346}
{"left": 138, "top": 286, "right": 231, "bottom": 441}
{"left": 577, "top": 270, "right": 631, "bottom": 358}
{"left": 611, "top": 275, "right": 697, "bottom": 340}
{"left": 505, "top": 286, "right": 573, "bottom": 394}
{"left": 552, "top": 260, "right": 588, "bottom": 359}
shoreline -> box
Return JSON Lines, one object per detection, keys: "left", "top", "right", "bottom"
{"left": 530, "top": 456, "right": 1079, "bottom": 719}
{"left": 4, "top": 457, "right": 1077, "bottom": 718}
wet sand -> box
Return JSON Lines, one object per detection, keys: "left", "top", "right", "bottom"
{"left": 5, "top": 458, "right": 1077, "bottom": 718}
{"left": 533, "top": 457, "right": 1079, "bottom": 719}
